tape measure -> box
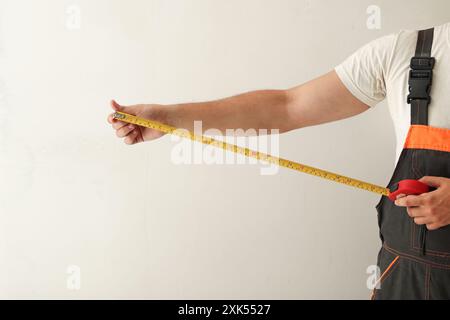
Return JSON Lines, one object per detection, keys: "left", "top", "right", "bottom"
{"left": 113, "top": 111, "right": 429, "bottom": 201}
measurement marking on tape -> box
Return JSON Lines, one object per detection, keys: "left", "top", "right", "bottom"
{"left": 113, "top": 111, "right": 390, "bottom": 197}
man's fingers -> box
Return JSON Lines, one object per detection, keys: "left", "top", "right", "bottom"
{"left": 112, "top": 120, "right": 129, "bottom": 130}
{"left": 406, "top": 207, "right": 426, "bottom": 218}
{"left": 108, "top": 100, "right": 126, "bottom": 123}
{"left": 108, "top": 112, "right": 129, "bottom": 130}
{"left": 395, "top": 194, "right": 406, "bottom": 200}
{"left": 124, "top": 129, "right": 140, "bottom": 145}
{"left": 116, "top": 124, "right": 136, "bottom": 138}
{"left": 107, "top": 114, "right": 119, "bottom": 124}
{"left": 395, "top": 195, "right": 424, "bottom": 207}
{"left": 419, "top": 176, "right": 443, "bottom": 188}
{"left": 108, "top": 100, "right": 145, "bottom": 145}
{"left": 426, "top": 223, "right": 441, "bottom": 231}
{"left": 414, "top": 216, "right": 433, "bottom": 226}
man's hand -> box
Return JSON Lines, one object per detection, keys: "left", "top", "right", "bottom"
{"left": 107, "top": 100, "right": 167, "bottom": 145}
{"left": 395, "top": 176, "right": 450, "bottom": 230}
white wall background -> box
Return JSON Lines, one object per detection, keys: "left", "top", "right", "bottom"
{"left": 0, "top": 0, "right": 449, "bottom": 299}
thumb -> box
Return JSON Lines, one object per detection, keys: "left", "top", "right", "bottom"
{"left": 110, "top": 100, "right": 142, "bottom": 115}
{"left": 110, "top": 99, "right": 124, "bottom": 112}
{"left": 419, "top": 176, "right": 444, "bottom": 188}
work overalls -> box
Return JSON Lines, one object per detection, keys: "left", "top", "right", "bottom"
{"left": 372, "top": 28, "right": 450, "bottom": 300}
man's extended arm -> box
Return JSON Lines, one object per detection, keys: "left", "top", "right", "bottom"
{"left": 107, "top": 71, "right": 369, "bottom": 144}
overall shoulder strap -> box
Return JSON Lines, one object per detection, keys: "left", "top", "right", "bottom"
{"left": 407, "top": 28, "right": 435, "bottom": 125}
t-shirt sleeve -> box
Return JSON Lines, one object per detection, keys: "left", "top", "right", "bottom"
{"left": 335, "top": 34, "right": 396, "bottom": 107}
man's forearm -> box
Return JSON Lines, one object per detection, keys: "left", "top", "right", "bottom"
{"left": 165, "top": 90, "right": 293, "bottom": 134}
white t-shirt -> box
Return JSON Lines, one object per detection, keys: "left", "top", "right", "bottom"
{"left": 335, "top": 22, "right": 450, "bottom": 163}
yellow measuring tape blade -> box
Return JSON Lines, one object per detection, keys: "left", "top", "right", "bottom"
{"left": 113, "top": 111, "right": 390, "bottom": 197}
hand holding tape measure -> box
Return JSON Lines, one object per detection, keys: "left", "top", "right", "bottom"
{"left": 113, "top": 111, "right": 430, "bottom": 202}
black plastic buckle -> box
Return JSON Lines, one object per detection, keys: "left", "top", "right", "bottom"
{"left": 410, "top": 57, "right": 435, "bottom": 70}
{"left": 407, "top": 57, "right": 435, "bottom": 104}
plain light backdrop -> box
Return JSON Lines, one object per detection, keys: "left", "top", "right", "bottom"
{"left": 0, "top": 0, "right": 449, "bottom": 299}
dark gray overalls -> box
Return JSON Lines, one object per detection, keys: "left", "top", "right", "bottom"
{"left": 372, "top": 28, "right": 450, "bottom": 300}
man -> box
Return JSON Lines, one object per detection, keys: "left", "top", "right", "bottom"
{"left": 108, "top": 23, "right": 450, "bottom": 299}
